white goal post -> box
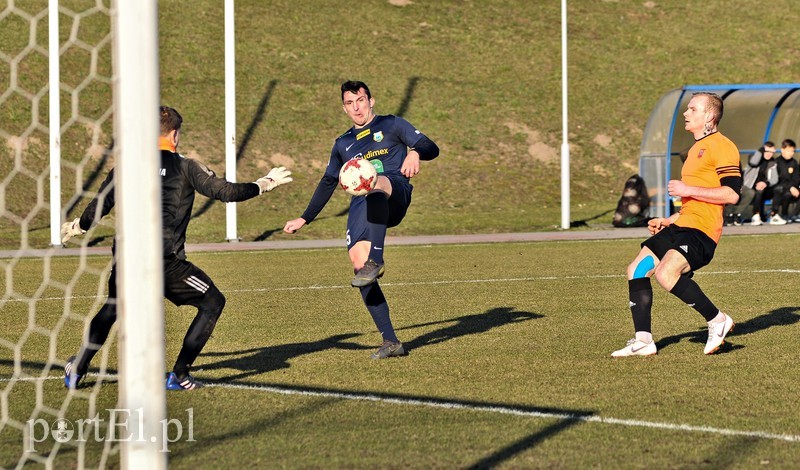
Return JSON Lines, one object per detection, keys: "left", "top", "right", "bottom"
{"left": 112, "top": 1, "right": 167, "bottom": 468}
{"left": 2, "top": 0, "right": 166, "bottom": 467}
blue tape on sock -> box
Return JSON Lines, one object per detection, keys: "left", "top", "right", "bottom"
{"left": 633, "top": 255, "right": 655, "bottom": 279}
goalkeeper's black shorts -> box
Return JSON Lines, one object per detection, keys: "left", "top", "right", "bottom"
{"left": 163, "top": 255, "right": 221, "bottom": 307}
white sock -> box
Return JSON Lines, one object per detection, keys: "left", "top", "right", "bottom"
{"left": 708, "top": 311, "right": 726, "bottom": 325}
{"left": 635, "top": 331, "right": 653, "bottom": 343}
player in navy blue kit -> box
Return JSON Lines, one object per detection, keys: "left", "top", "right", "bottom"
{"left": 284, "top": 81, "right": 439, "bottom": 359}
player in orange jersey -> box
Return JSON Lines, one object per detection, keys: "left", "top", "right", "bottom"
{"left": 612, "top": 92, "right": 742, "bottom": 357}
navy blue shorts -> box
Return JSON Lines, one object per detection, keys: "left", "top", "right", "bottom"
{"left": 641, "top": 225, "right": 717, "bottom": 272}
{"left": 346, "top": 174, "right": 412, "bottom": 250}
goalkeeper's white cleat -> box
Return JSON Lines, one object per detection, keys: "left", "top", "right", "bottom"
{"left": 704, "top": 313, "right": 734, "bottom": 355}
{"left": 611, "top": 338, "right": 657, "bottom": 357}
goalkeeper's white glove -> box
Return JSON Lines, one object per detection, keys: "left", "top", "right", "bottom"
{"left": 254, "top": 166, "right": 292, "bottom": 194}
{"left": 60, "top": 218, "right": 86, "bottom": 244}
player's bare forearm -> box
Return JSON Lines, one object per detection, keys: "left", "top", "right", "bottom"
{"left": 647, "top": 213, "right": 679, "bottom": 235}
{"left": 667, "top": 180, "right": 738, "bottom": 205}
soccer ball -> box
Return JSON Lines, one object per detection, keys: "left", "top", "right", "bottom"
{"left": 339, "top": 158, "right": 377, "bottom": 196}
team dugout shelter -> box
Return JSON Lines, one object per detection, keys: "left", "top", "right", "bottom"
{"left": 639, "top": 84, "right": 800, "bottom": 217}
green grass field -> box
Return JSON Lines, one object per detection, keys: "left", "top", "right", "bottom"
{"left": 2, "top": 0, "right": 800, "bottom": 248}
{"left": 2, "top": 234, "right": 799, "bottom": 468}
{"left": 3, "top": 1, "right": 800, "bottom": 467}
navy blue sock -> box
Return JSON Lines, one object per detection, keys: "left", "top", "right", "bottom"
{"left": 365, "top": 192, "right": 388, "bottom": 265}
{"left": 628, "top": 278, "right": 653, "bottom": 333}
{"left": 359, "top": 282, "right": 398, "bottom": 343}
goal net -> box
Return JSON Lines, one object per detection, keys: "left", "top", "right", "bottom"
{"left": 0, "top": 1, "right": 166, "bottom": 467}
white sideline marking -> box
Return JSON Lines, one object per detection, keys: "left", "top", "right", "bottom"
{"left": 5, "top": 269, "right": 800, "bottom": 302}
{"left": 4, "top": 375, "right": 800, "bottom": 443}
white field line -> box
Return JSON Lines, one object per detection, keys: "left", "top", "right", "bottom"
{"left": 3, "top": 375, "right": 798, "bottom": 443}
{"left": 9, "top": 268, "right": 800, "bottom": 302}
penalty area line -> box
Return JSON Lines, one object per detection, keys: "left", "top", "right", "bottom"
{"left": 209, "top": 381, "right": 800, "bottom": 443}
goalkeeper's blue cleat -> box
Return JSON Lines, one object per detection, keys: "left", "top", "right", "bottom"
{"left": 64, "top": 356, "right": 83, "bottom": 389}
{"left": 351, "top": 259, "right": 385, "bottom": 287}
{"left": 166, "top": 372, "right": 204, "bottom": 391}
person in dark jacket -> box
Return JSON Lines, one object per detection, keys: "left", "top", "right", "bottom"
{"left": 761, "top": 139, "right": 798, "bottom": 225}
{"left": 62, "top": 106, "right": 292, "bottom": 390}
{"left": 749, "top": 142, "right": 779, "bottom": 225}
{"left": 724, "top": 141, "right": 774, "bottom": 225}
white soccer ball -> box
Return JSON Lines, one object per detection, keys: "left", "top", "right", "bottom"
{"left": 339, "top": 158, "right": 377, "bottom": 196}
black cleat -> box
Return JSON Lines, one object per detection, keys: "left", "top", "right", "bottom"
{"left": 351, "top": 259, "right": 385, "bottom": 287}
{"left": 371, "top": 341, "right": 405, "bottom": 359}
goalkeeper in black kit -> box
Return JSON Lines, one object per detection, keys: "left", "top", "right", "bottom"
{"left": 284, "top": 80, "right": 439, "bottom": 359}
{"left": 62, "top": 106, "right": 292, "bottom": 390}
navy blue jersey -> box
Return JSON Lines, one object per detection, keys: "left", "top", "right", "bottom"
{"left": 329, "top": 114, "right": 424, "bottom": 178}
{"left": 301, "top": 114, "right": 428, "bottom": 223}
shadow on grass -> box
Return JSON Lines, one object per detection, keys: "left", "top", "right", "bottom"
{"left": 166, "top": 396, "right": 342, "bottom": 462}
{"left": 189, "top": 379, "right": 593, "bottom": 467}
{"left": 398, "top": 306, "right": 543, "bottom": 353}
{"left": 197, "top": 333, "right": 365, "bottom": 381}
{"left": 656, "top": 306, "right": 800, "bottom": 353}
{"left": 253, "top": 204, "right": 350, "bottom": 241}
{"left": 466, "top": 418, "right": 583, "bottom": 469}
{"left": 703, "top": 435, "right": 761, "bottom": 468}
{"left": 0, "top": 358, "right": 118, "bottom": 390}
{"left": 65, "top": 141, "right": 115, "bottom": 218}
{"left": 569, "top": 207, "right": 615, "bottom": 228}
{"left": 192, "top": 80, "right": 279, "bottom": 221}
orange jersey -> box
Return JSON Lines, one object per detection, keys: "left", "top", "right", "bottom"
{"left": 675, "top": 132, "right": 741, "bottom": 243}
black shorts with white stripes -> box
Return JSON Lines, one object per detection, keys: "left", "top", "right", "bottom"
{"left": 163, "top": 255, "right": 218, "bottom": 307}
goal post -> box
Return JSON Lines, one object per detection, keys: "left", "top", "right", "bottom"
{"left": 48, "top": 0, "right": 62, "bottom": 248}
{"left": 112, "top": 0, "right": 167, "bottom": 468}
{"left": 224, "top": 0, "right": 238, "bottom": 242}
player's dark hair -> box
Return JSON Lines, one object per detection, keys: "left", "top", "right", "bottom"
{"left": 693, "top": 92, "right": 723, "bottom": 125}
{"left": 160, "top": 106, "right": 183, "bottom": 135}
{"left": 341, "top": 80, "right": 371, "bottom": 101}
{"left": 764, "top": 141, "right": 775, "bottom": 148}
{"left": 782, "top": 139, "right": 796, "bottom": 149}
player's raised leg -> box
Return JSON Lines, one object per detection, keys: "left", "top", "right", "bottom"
{"left": 352, "top": 176, "right": 393, "bottom": 288}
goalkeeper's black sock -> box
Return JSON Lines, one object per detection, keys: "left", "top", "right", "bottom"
{"left": 628, "top": 278, "right": 653, "bottom": 333}
{"left": 365, "top": 192, "right": 388, "bottom": 265}
{"left": 359, "top": 282, "right": 398, "bottom": 343}
{"left": 670, "top": 274, "right": 720, "bottom": 321}
{"left": 173, "top": 294, "right": 223, "bottom": 377}
{"left": 76, "top": 301, "right": 118, "bottom": 375}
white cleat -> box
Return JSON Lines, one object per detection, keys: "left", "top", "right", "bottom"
{"left": 611, "top": 338, "right": 657, "bottom": 357}
{"left": 704, "top": 313, "right": 734, "bottom": 355}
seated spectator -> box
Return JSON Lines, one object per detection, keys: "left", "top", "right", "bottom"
{"left": 726, "top": 141, "right": 775, "bottom": 225}
{"left": 750, "top": 142, "right": 780, "bottom": 225}
{"left": 761, "top": 139, "right": 798, "bottom": 225}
